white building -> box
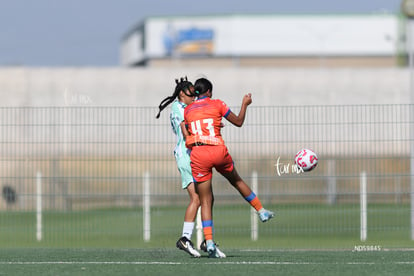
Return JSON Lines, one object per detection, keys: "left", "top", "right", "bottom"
{"left": 120, "top": 14, "right": 404, "bottom": 67}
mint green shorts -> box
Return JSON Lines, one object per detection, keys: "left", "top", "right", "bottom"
{"left": 175, "top": 152, "right": 194, "bottom": 189}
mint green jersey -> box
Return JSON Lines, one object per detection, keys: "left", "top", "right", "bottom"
{"left": 170, "top": 100, "right": 193, "bottom": 188}
{"left": 170, "top": 100, "right": 187, "bottom": 157}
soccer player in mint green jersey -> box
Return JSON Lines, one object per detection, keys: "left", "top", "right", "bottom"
{"left": 156, "top": 77, "right": 226, "bottom": 258}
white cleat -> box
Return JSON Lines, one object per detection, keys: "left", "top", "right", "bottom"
{"left": 176, "top": 237, "right": 201, "bottom": 258}
{"left": 258, "top": 208, "right": 275, "bottom": 222}
{"left": 200, "top": 239, "right": 226, "bottom": 258}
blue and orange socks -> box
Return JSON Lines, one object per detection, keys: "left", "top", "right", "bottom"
{"left": 202, "top": 220, "right": 214, "bottom": 241}
{"left": 244, "top": 191, "right": 263, "bottom": 212}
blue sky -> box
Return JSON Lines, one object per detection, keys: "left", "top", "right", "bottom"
{"left": 0, "top": 0, "right": 402, "bottom": 67}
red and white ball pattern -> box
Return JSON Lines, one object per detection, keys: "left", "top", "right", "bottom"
{"left": 295, "top": 149, "right": 318, "bottom": 172}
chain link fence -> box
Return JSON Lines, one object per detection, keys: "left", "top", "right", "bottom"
{"left": 0, "top": 105, "right": 412, "bottom": 248}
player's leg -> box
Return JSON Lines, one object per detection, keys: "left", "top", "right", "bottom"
{"left": 191, "top": 146, "right": 226, "bottom": 258}
{"left": 176, "top": 182, "right": 201, "bottom": 257}
{"left": 195, "top": 178, "right": 223, "bottom": 258}
{"left": 221, "top": 167, "right": 275, "bottom": 222}
{"left": 175, "top": 155, "right": 201, "bottom": 257}
{"left": 195, "top": 179, "right": 214, "bottom": 241}
{"left": 215, "top": 146, "right": 275, "bottom": 223}
{"left": 190, "top": 146, "right": 214, "bottom": 244}
{"left": 222, "top": 167, "right": 261, "bottom": 207}
{"left": 183, "top": 182, "right": 200, "bottom": 232}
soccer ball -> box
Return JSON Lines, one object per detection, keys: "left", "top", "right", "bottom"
{"left": 294, "top": 149, "right": 318, "bottom": 172}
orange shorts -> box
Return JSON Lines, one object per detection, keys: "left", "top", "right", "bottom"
{"left": 190, "top": 145, "right": 234, "bottom": 182}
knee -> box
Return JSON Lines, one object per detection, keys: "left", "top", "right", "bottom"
{"left": 199, "top": 194, "right": 213, "bottom": 207}
{"left": 191, "top": 195, "right": 201, "bottom": 207}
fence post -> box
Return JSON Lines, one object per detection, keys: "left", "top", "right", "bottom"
{"left": 36, "top": 171, "right": 42, "bottom": 241}
{"left": 251, "top": 171, "right": 258, "bottom": 241}
{"left": 196, "top": 207, "right": 202, "bottom": 249}
{"left": 327, "top": 159, "right": 337, "bottom": 205}
{"left": 143, "top": 171, "right": 151, "bottom": 242}
{"left": 360, "top": 171, "right": 367, "bottom": 241}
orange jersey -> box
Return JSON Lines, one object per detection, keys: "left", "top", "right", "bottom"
{"left": 184, "top": 96, "right": 231, "bottom": 146}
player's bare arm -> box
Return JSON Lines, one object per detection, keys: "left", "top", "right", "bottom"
{"left": 226, "top": 93, "right": 252, "bottom": 127}
{"left": 180, "top": 121, "right": 189, "bottom": 139}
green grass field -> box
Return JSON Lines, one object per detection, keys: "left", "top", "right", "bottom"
{"left": 1, "top": 203, "right": 412, "bottom": 249}
{"left": 1, "top": 203, "right": 413, "bottom": 275}
{"left": 0, "top": 248, "right": 413, "bottom": 276}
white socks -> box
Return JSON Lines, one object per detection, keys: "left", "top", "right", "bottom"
{"left": 182, "top": 222, "right": 195, "bottom": 240}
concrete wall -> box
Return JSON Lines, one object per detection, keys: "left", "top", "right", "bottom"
{"left": 0, "top": 67, "right": 409, "bottom": 107}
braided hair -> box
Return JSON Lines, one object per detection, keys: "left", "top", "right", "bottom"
{"left": 156, "top": 76, "right": 194, "bottom": 119}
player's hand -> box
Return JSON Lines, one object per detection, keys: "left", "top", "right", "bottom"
{"left": 242, "top": 93, "right": 252, "bottom": 106}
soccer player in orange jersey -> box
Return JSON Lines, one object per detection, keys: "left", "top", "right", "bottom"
{"left": 156, "top": 77, "right": 226, "bottom": 258}
{"left": 183, "top": 78, "right": 275, "bottom": 258}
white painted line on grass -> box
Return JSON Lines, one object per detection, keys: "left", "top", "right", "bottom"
{"left": 0, "top": 261, "right": 413, "bottom": 266}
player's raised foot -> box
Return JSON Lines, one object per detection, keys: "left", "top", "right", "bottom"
{"left": 200, "top": 239, "right": 226, "bottom": 258}
{"left": 258, "top": 208, "right": 275, "bottom": 222}
{"left": 176, "top": 236, "right": 201, "bottom": 258}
